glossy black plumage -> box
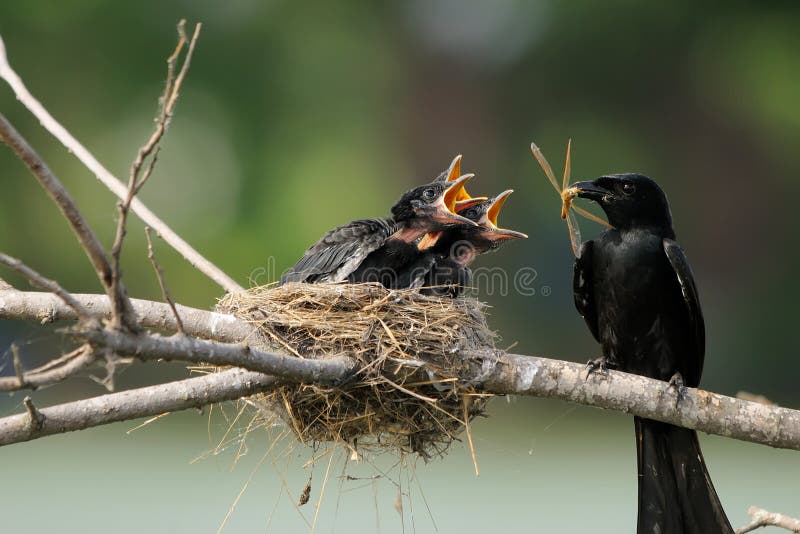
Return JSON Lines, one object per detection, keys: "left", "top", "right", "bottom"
{"left": 280, "top": 176, "right": 475, "bottom": 287}
{"left": 571, "top": 174, "right": 732, "bottom": 534}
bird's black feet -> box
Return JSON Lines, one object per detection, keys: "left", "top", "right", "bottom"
{"left": 585, "top": 357, "right": 616, "bottom": 379}
{"left": 666, "top": 371, "right": 687, "bottom": 408}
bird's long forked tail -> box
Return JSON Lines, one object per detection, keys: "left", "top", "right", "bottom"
{"left": 635, "top": 417, "right": 734, "bottom": 534}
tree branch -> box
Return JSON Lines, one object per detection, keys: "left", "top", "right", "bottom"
{"left": 0, "top": 345, "right": 95, "bottom": 392}
{"left": 109, "top": 21, "right": 200, "bottom": 330}
{"left": 0, "top": 288, "right": 253, "bottom": 342}
{"left": 78, "top": 327, "right": 351, "bottom": 383}
{"left": 736, "top": 506, "right": 800, "bottom": 533}
{"left": 0, "top": 114, "right": 135, "bottom": 325}
{"left": 0, "top": 30, "right": 244, "bottom": 295}
{"left": 0, "top": 253, "right": 97, "bottom": 324}
{"left": 0, "top": 368, "right": 279, "bottom": 446}
{"left": 145, "top": 227, "right": 184, "bottom": 334}
{"left": 470, "top": 350, "right": 800, "bottom": 450}
{"left": 1, "top": 291, "right": 799, "bottom": 450}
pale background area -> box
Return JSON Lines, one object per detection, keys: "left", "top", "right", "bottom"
{"left": 1, "top": 399, "right": 797, "bottom": 532}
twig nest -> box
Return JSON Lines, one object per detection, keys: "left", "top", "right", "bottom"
{"left": 216, "top": 282, "right": 496, "bottom": 459}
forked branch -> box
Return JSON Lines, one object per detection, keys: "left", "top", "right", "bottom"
{"left": 0, "top": 25, "right": 243, "bottom": 295}
{"left": 1, "top": 287, "right": 799, "bottom": 452}
{"left": 0, "top": 253, "right": 96, "bottom": 323}
{"left": 0, "top": 114, "right": 134, "bottom": 327}
{"left": 108, "top": 20, "right": 201, "bottom": 329}
{"left": 0, "top": 368, "right": 279, "bottom": 446}
{"left": 736, "top": 506, "right": 800, "bottom": 533}
{"left": 0, "top": 345, "right": 95, "bottom": 393}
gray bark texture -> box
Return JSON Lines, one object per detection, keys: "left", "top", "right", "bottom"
{"left": 1, "top": 287, "right": 798, "bottom": 451}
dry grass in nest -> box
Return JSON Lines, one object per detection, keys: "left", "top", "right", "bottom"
{"left": 216, "top": 282, "right": 496, "bottom": 460}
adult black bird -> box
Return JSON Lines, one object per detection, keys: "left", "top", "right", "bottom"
{"left": 570, "top": 173, "right": 732, "bottom": 534}
{"left": 280, "top": 174, "right": 478, "bottom": 287}
{"left": 419, "top": 190, "right": 527, "bottom": 297}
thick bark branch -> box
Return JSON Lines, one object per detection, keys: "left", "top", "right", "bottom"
{"left": 1, "top": 288, "right": 799, "bottom": 450}
{"left": 0, "top": 288, "right": 252, "bottom": 342}
{"left": 470, "top": 351, "right": 800, "bottom": 451}
{"left": 79, "top": 328, "right": 351, "bottom": 383}
{"left": 0, "top": 369, "right": 278, "bottom": 446}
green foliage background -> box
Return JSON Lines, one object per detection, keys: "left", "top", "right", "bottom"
{"left": 1, "top": 2, "right": 798, "bottom": 532}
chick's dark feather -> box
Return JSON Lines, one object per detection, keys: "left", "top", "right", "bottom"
{"left": 280, "top": 218, "right": 398, "bottom": 284}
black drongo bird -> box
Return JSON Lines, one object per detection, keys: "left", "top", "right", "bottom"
{"left": 419, "top": 190, "right": 527, "bottom": 297}
{"left": 570, "top": 173, "right": 732, "bottom": 534}
{"left": 280, "top": 174, "right": 478, "bottom": 286}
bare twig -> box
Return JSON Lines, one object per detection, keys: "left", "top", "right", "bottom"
{"left": 0, "top": 369, "right": 278, "bottom": 446}
{"left": 0, "top": 114, "right": 134, "bottom": 325}
{"left": 23, "top": 396, "right": 45, "bottom": 431}
{"left": 0, "top": 29, "right": 243, "bottom": 295}
{"left": 109, "top": 21, "right": 201, "bottom": 329}
{"left": 0, "top": 346, "right": 96, "bottom": 392}
{"left": 145, "top": 227, "right": 184, "bottom": 333}
{"left": 130, "top": 20, "right": 199, "bottom": 188}
{"left": 11, "top": 343, "right": 25, "bottom": 387}
{"left": 736, "top": 506, "right": 800, "bottom": 533}
{"left": 0, "top": 253, "right": 97, "bottom": 323}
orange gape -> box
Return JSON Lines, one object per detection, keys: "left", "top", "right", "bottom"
{"left": 530, "top": 139, "right": 611, "bottom": 256}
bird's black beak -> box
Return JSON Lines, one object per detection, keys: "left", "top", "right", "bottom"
{"left": 570, "top": 180, "right": 612, "bottom": 201}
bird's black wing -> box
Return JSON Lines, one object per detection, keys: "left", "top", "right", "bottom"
{"left": 663, "top": 238, "right": 705, "bottom": 376}
{"left": 573, "top": 240, "right": 599, "bottom": 342}
{"left": 280, "top": 218, "right": 397, "bottom": 284}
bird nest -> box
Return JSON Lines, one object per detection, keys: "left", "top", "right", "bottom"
{"left": 216, "top": 282, "right": 496, "bottom": 459}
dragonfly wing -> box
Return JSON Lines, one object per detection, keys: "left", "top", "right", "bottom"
{"left": 567, "top": 209, "right": 583, "bottom": 256}
{"left": 530, "top": 143, "right": 561, "bottom": 194}
{"left": 573, "top": 204, "right": 613, "bottom": 228}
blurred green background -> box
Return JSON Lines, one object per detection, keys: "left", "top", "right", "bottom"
{"left": 1, "top": 1, "right": 798, "bottom": 532}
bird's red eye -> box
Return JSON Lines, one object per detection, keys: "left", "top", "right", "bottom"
{"left": 623, "top": 183, "right": 636, "bottom": 195}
